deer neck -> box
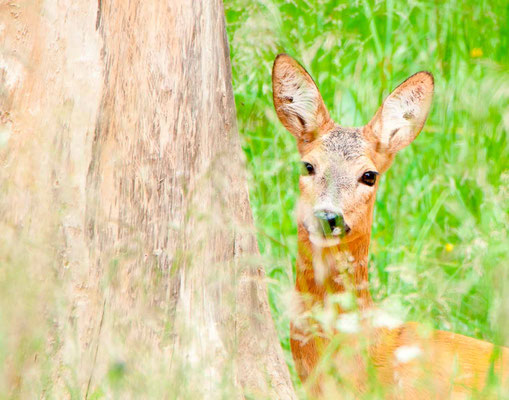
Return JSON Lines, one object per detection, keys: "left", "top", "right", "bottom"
{"left": 295, "top": 224, "right": 373, "bottom": 311}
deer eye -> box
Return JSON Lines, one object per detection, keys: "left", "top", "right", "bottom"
{"left": 302, "top": 162, "right": 315, "bottom": 175}
{"left": 360, "top": 171, "right": 378, "bottom": 186}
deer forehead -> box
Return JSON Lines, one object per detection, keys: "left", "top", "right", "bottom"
{"left": 304, "top": 126, "right": 369, "bottom": 168}
{"left": 320, "top": 127, "right": 365, "bottom": 160}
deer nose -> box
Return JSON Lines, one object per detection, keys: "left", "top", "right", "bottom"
{"left": 314, "top": 210, "right": 345, "bottom": 235}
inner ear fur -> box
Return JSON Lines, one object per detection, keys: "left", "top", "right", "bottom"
{"left": 272, "top": 54, "right": 332, "bottom": 146}
{"left": 367, "top": 71, "right": 434, "bottom": 154}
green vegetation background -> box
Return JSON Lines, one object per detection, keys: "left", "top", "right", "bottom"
{"left": 225, "top": 0, "right": 509, "bottom": 390}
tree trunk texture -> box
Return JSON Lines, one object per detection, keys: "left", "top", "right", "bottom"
{"left": 0, "top": 1, "right": 295, "bottom": 398}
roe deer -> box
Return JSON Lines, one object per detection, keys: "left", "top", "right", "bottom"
{"left": 272, "top": 54, "right": 509, "bottom": 398}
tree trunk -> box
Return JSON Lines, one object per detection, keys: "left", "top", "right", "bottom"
{"left": 0, "top": 1, "right": 295, "bottom": 398}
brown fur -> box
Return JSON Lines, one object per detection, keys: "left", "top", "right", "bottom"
{"left": 272, "top": 54, "right": 509, "bottom": 398}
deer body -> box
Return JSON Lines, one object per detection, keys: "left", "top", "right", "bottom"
{"left": 272, "top": 54, "right": 509, "bottom": 398}
{"left": 292, "top": 212, "right": 509, "bottom": 398}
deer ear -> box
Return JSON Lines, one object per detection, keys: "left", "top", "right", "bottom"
{"left": 368, "top": 72, "right": 434, "bottom": 153}
{"left": 272, "top": 54, "right": 331, "bottom": 145}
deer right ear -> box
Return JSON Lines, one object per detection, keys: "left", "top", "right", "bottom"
{"left": 272, "top": 54, "right": 332, "bottom": 145}
{"left": 367, "top": 71, "right": 434, "bottom": 154}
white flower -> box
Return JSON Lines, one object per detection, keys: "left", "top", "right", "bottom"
{"left": 395, "top": 345, "right": 422, "bottom": 363}
{"left": 371, "top": 309, "right": 403, "bottom": 329}
{"left": 336, "top": 312, "right": 360, "bottom": 334}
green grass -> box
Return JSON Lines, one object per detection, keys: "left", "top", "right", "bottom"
{"left": 225, "top": 0, "right": 509, "bottom": 394}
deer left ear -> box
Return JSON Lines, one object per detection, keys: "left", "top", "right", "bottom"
{"left": 367, "top": 72, "right": 434, "bottom": 154}
{"left": 272, "top": 54, "right": 332, "bottom": 147}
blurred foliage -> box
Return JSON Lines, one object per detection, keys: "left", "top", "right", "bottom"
{"left": 225, "top": 0, "right": 509, "bottom": 392}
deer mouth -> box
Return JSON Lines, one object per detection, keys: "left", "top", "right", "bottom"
{"left": 317, "top": 218, "right": 351, "bottom": 238}
{"left": 303, "top": 218, "right": 352, "bottom": 248}
{"left": 313, "top": 211, "right": 351, "bottom": 238}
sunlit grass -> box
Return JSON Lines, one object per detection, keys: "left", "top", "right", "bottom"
{"left": 225, "top": 0, "right": 509, "bottom": 394}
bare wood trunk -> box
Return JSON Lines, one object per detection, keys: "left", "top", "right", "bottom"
{"left": 0, "top": 1, "right": 295, "bottom": 398}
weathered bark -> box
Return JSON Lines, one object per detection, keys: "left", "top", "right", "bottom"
{"left": 0, "top": 1, "right": 295, "bottom": 398}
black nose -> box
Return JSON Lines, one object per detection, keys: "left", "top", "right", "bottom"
{"left": 314, "top": 210, "right": 342, "bottom": 233}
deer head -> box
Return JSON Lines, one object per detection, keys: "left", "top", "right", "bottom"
{"left": 272, "top": 54, "right": 434, "bottom": 248}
